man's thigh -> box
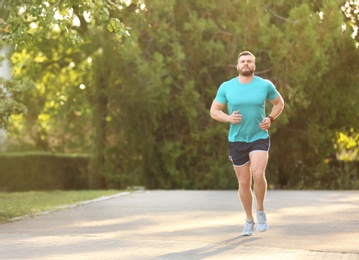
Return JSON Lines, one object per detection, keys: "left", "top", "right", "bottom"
{"left": 249, "top": 151, "right": 269, "bottom": 175}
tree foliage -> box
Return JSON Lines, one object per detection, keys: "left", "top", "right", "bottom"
{"left": 2, "top": 0, "right": 359, "bottom": 189}
{"left": 341, "top": 0, "right": 359, "bottom": 44}
{"left": 1, "top": 0, "right": 145, "bottom": 188}
{"left": 0, "top": 14, "right": 29, "bottom": 128}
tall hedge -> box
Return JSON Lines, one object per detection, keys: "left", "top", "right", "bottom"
{"left": 0, "top": 153, "right": 89, "bottom": 191}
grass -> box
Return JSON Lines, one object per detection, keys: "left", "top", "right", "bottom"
{"left": 0, "top": 190, "right": 122, "bottom": 223}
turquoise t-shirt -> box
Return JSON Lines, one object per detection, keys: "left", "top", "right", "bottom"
{"left": 215, "top": 76, "right": 279, "bottom": 142}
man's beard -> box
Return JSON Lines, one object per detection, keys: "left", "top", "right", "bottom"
{"left": 239, "top": 68, "right": 254, "bottom": 76}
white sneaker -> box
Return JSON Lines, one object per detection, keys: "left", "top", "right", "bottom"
{"left": 241, "top": 219, "right": 255, "bottom": 236}
{"left": 256, "top": 210, "right": 268, "bottom": 232}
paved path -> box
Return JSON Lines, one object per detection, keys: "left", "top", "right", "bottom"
{"left": 0, "top": 190, "right": 359, "bottom": 259}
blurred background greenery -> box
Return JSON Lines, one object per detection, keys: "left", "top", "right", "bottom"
{"left": 0, "top": 0, "right": 358, "bottom": 190}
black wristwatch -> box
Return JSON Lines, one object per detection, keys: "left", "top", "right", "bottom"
{"left": 268, "top": 116, "right": 275, "bottom": 123}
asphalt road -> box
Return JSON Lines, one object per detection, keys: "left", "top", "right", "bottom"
{"left": 0, "top": 190, "right": 358, "bottom": 259}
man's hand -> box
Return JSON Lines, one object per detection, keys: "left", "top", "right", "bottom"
{"left": 259, "top": 117, "right": 271, "bottom": 130}
{"left": 229, "top": 110, "right": 243, "bottom": 124}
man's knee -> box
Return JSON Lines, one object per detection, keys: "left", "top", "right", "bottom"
{"left": 239, "top": 180, "right": 251, "bottom": 190}
{"left": 252, "top": 172, "right": 266, "bottom": 183}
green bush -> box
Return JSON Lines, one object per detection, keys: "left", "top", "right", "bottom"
{"left": 322, "top": 160, "right": 359, "bottom": 190}
{"left": 266, "top": 159, "right": 359, "bottom": 190}
{"left": 0, "top": 152, "right": 357, "bottom": 191}
{"left": 0, "top": 152, "right": 90, "bottom": 191}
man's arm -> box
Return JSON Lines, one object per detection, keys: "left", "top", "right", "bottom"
{"left": 259, "top": 93, "right": 285, "bottom": 130}
{"left": 210, "top": 100, "right": 242, "bottom": 124}
{"left": 268, "top": 93, "right": 285, "bottom": 120}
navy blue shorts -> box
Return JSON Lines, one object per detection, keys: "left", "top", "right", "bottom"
{"left": 228, "top": 137, "right": 270, "bottom": 167}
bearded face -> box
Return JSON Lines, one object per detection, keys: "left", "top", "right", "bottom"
{"left": 237, "top": 55, "right": 255, "bottom": 76}
{"left": 238, "top": 67, "right": 255, "bottom": 76}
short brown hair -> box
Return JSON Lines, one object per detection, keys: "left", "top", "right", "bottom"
{"left": 238, "top": 51, "right": 255, "bottom": 61}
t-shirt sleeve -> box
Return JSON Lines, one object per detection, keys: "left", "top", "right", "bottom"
{"left": 214, "top": 83, "right": 227, "bottom": 104}
{"left": 266, "top": 80, "right": 279, "bottom": 100}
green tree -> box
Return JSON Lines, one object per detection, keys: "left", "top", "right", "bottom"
{"left": 0, "top": 15, "right": 28, "bottom": 131}
{"left": 263, "top": 1, "right": 359, "bottom": 188}
{"left": 3, "top": 0, "right": 359, "bottom": 189}
{"left": 116, "top": 0, "right": 359, "bottom": 189}
{"left": 2, "top": 0, "right": 144, "bottom": 188}
{"left": 341, "top": 0, "right": 359, "bottom": 44}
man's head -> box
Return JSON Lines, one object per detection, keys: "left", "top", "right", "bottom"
{"left": 236, "top": 51, "right": 256, "bottom": 76}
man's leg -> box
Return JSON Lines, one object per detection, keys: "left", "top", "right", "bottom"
{"left": 234, "top": 163, "right": 253, "bottom": 220}
{"left": 249, "top": 151, "right": 268, "bottom": 211}
{"left": 249, "top": 151, "right": 269, "bottom": 231}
